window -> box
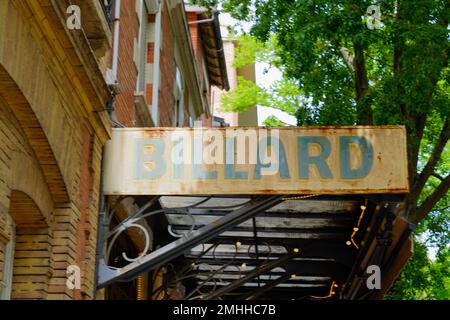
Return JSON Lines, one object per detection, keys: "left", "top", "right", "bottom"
{"left": 136, "top": 0, "right": 148, "bottom": 94}
{"left": 0, "top": 217, "right": 15, "bottom": 300}
{"left": 173, "top": 67, "right": 185, "bottom": 127}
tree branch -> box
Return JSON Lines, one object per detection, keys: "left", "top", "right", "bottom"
{"left": 413, "top": 174, "right": 450, "bottom": 224}
{"left": 340, "top": 47, "right": 355, "bottom": 72}
{"left": 435, "top": 205, "right": 450, "bottom": 211}
{"left": 432, "top": 172, "right": 445, "bottom": 181}
{"left": 411, "top": 118, "right": 450, "bottom": 198}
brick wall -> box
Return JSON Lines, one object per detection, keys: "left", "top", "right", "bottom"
{"left": 114, "top": 0, "right": 139, "bottom": 127}
{"left": 129, "top": 5, "right": 216, "bottom": 128}
{"left": 187, "top": 12, "right": 206, "bottom": 87}
{"left": 0, "top": 99, "right": 53, "bottom": 299}
{"left": 0, "top": 0, "right": 110, "bottom": 300}
{"left": 0, "top": 85, "right": 102, "bottom": 300}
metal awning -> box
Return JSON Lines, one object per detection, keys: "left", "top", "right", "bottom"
{"left": 97, "top": 127, "right": 413, "bottom": 300}
{"left": 97, "top": 193, "right": 412, "bottom": 300}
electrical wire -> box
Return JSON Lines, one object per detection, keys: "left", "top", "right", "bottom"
{"left": 346, "top": 199, "right": 368, "bottom": 249}
{"left": 309, "top": 281, "right": 338, "bottom": 300}
{"left": 185, "top": 242, "right": 240, "bottom": 299}
{"left": 282, "top": 194, "right": 320, "bottom": 201}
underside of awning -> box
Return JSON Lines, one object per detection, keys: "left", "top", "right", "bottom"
{"left": 97, "top": 193, "right": 413, "bottom": 300}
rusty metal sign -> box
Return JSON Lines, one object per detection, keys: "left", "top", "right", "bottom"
{"left": 103, "top": 126, "right": 409, "bottom": 195}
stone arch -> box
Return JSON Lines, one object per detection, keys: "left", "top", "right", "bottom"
{"left": 9, "top": 191, "right": 48, "bottom": 232}
{"left": 8, "top": 191, "right": 51, "bottom": 300}
{"left": 0, "top": 64, "right": 69, "bottom": 203}
{"left": 9, "top": 151, "right": 54, "bottom": 223}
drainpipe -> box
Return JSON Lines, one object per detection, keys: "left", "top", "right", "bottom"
{"left": 94, "top": 0, "right": 122, "bottom": 298}
{"left": 107, "top": 0, "right": 124, "bottom": 127}
{"left": 188, "top": 7, "right": 218, "bottom": 25}
{"left": 151, "top": 0, "right": 162, "bottom": 126}
{"left": 111, "top": 0, "right": 121, "bottom": 82}
{"left": 188, "top": 16, "right": 215, "bottom": 25}
{"left": 93, "top": 145, "right": 107, "bottom": 299}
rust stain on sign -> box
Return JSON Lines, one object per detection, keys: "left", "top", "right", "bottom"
{"left": 103, "top": 126, "right": 409, "bottom": 195}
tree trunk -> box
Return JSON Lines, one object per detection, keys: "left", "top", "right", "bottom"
{"left": 353, "top": 42, "right": 372, "bottom": 125}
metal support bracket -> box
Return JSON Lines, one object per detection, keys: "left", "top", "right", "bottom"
{"left": 98, "top": 195, "right": 284, "bottom": 287}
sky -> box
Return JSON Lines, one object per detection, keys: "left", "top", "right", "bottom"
{"left": 255, "top": 63, "right": 297, "bottom": 126}
{"left": 220, "top": 13, "right": 297, "bottom": 126}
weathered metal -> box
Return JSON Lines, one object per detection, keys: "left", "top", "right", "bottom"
{"left": 104, "top": 126, "right": 409, "bottom": 195}
{"left": 203, "top": 253, "right": 295, "bottom": 300}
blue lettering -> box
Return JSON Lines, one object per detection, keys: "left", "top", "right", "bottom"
{"left": 225, "top": 138, "right": 248, "bottom": 180}
{"left": 134, "top": 138, "right": 166, "bottom": 179}
{"left": 339, "top": 136, "right": 374, "bottom": 179}
{"left": 192, "top": 137, "right": 217, "bottom": 180}
{"left": 298, "top": 137, "right": 333, "bottom": 179}
{"left": 254, "top": 136, "right": 290, "bottom": 179}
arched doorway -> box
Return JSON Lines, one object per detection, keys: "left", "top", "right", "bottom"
{"left": 0, "top": 60, "right": 58, "bottom": 300}
{"left": 7, "top": 191, "right": 51, "bottom": 300}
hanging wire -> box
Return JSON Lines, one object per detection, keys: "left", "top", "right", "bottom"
{"left": 185, "top": 242, "right": 240, "bottom": 300}
{"left": 281, "top": 194, "right": 320, "bottom": 201}
{"left": 150, "top": 242, "right": 221, "bottom": 296}
{"left": 308, "top": 281, "right": 338, "bottom": 300}
{"left": 346, "top": 199, "right": 369, "bottom": 249}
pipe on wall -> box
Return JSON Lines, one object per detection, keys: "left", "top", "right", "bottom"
{"left": 111, "top": 0, "right": 121, "bottom": 82}
{"left": 151, "top": 0, "right": 162, "bottom": 126}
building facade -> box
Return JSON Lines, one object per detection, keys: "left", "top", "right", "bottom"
{"left": 0, "top": 0, "right": 228, "bottom": 300}
{"left": 101, "top": 0, "right": 229, "bottom": 300}
{"left": 210, "top": 23, "right": 258, "bottom": 127}
{"left": 0, "top": 0, "right": 112, "bottom": 300}
{"left": 111, "top": 0, "right": 228, "bottom": 129}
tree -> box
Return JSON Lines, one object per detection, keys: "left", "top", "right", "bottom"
{"left": 190, "top": 0, "right": 450, "bottom": 299}
{"left": 263, "top": 115, "right": 289, "bottom": 126}
{"left": 385, "top": 238, "right": 450, "bottom": 299}
{"left": 219, "top": 35, "right": 304, "bottom": 123}
{"left": 193, "top": 0, "right": 450, "bottom": 226}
